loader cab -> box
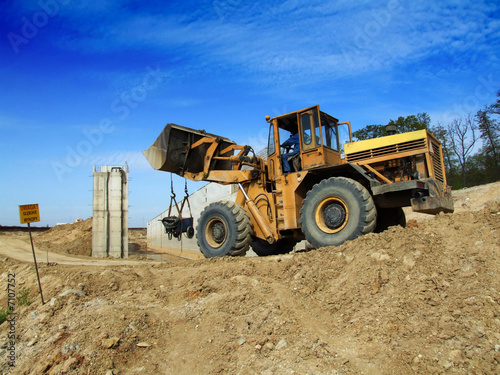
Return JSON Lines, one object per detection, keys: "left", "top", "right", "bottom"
{"left": 267, "top": 105, "right": 352, "bottom": 178}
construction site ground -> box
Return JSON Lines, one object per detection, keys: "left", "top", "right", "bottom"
{"left": 0, "top": 181, "right": 499, "bottom": 374}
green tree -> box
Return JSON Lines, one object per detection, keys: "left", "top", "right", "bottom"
{"left": 388, "top": 113, "right": 430, "bottom": 133}
{"left": 476, "top": 107, "right": 499, "bottom": 176}
{"left": 465, "top": 153, "right": 489, "bottom": 186}
{"left": 429, "top": 123, "right": 458, "bottom": 179}
{"left": 352, "top": 124, "right": 385, "bottom": 141}
{"left": 353, "top": 113, "right": 430, "bottom": 141}
{"left": 473, "top": 90, "right": 500, "bottom": 182}
{"left": 489, "top": 89, "right": 500, "bottom": 115}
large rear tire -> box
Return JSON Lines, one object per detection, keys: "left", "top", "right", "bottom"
{"left": 196, "top": 201, "right": 253, "bottom": 258}
{"left": 300, "top": 177, "right": 376, "bottom": 248}
{"left": 250, "top": 237, "right": 298, "bottom": 256}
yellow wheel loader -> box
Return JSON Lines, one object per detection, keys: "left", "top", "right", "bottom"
{"left": 144, "top": 105, "right": 453, "bottom": 258}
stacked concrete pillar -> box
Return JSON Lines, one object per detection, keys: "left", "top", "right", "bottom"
{"left": 92, "top": 166, "right": 129, "bottom": 258}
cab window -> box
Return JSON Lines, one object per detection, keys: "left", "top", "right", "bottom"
{"left": 321, "top": 115, "right": 339, "bottom": 151}
{"left": 301, "top": 113, "right": 312, "bottom": 145}
{"left": 300, "top": 110, "right": 320, "bottom": 150}
{"left": 267, "top": 124, "right": 275, "bottom": 156}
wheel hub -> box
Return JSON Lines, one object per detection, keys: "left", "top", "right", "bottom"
{"left": 324, "top": 203, "right": 346, "bottom": 229}
{"left": 315, "top": 197, "right": 349, "bottom": 234}
{"left": 211, "top": 222, "right": 226, "bottom": 244}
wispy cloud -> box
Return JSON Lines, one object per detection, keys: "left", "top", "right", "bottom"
{"left": 42, "top": 1, "right": 497, "bottom": 87}
{"left": 5, "top": 0, "right": 498, "bottom": 86}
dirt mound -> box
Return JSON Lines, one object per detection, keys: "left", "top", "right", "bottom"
{"left": 33, "top": 219, "right": 147, "bottom": 258}
{"left": 34, "top": 218, "right": 93, "bottom": 257}
{"left": 405, "top": 180, "right": 500, "bottom": 222}
{"left": 1, "top": 184, "right": 499, "bottom": 374}
{"left": 453, "top": 181, "right": 500, "bottom": 211}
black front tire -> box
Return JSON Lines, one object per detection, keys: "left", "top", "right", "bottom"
{"left": 300, "top": 177, "right": 376, "bottom": 248}
{"left": 196, "top": 201, "right": 253, "bottom": 258}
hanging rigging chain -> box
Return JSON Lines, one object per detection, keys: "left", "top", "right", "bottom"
{"left": 183, "top": 178, "right": 193, "bottom": 219}
{"left": 162, "top": 173, "right": 195, "bottom": 240}
{"left": 167, "top": 173, "right": 181, "bottom": 217}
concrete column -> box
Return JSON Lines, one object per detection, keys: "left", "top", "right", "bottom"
{"left": 92, "top": 169, "right": 109, "bottom": 258}
{"left": 121, "top": 168, "right": 129, "bottom": 258}
{"left": 92, "top": 166, "right": 129, "bottom": 258}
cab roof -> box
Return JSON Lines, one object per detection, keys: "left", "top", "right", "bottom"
{"left": 270, "top": 105, "right": 339, "bottom": 133}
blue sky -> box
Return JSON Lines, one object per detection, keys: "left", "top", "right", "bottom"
{"left": 1, "top": 0, "right": 499, "bottom": 227}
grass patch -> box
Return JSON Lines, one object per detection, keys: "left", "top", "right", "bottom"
{"left": 0, "top": 308, "right": 9, "bottom": 325}
{"left": 16, "top": 287, "right": 32, "bottom": 307}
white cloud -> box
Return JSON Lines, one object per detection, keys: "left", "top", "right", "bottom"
{"left": 47, "top": 1, "right": 499, "bottom": 86}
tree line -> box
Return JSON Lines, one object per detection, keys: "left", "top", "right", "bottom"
{"left": 352, "top": 91, "right": 500, "bottom": 189}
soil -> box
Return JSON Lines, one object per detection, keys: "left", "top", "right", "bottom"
{"left": 0, "top": 182, "right": 499, "bottom": 374}
{"left": 32, "top": 219, "right": 147, "bottom": 258}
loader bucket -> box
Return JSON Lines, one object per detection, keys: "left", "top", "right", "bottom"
{"left": 143, "top": 123, "right": 236, "bottom": 175}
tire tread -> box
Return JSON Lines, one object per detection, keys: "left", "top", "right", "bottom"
{"left": 196, "top": 201, "right": 253, "bottom": 257}
{"left": 300, "top": 177, "right": 376, "bottom": 248}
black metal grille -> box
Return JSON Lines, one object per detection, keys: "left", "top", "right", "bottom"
{"left": 346, "top": 138, "right": 427, "bottom": 162}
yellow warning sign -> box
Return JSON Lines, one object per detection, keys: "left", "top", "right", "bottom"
{"left": 19, "top": 204, "right": 40, "bottom": 224}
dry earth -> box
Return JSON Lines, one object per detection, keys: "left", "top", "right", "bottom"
{"left": 31, "top": 219, "right": 147, "bottom": 259}
{"left": 0, "top": 182, "right": 499, "bottom": 374}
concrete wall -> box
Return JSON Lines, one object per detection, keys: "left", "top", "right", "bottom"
{"left": 147, "top": 183, "right": 237, "bottom": 258}
{"left": 92, "top": 166, "right": 129, "bottom": 258}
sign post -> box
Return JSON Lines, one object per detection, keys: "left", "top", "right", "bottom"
{"left": 18, "top": 204, "right": 45, "bottom": 305}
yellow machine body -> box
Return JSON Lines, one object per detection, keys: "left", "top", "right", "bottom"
{"left": 144, "top": 105, "right": 454, "bottom": 257}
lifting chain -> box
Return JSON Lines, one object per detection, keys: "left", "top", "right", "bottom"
{"left": 161, "top": 174, "right": 194, "bottom": 240}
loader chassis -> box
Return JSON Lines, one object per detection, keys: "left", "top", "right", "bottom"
{"left": 144, "top": 105, "right": 454, "bottom": 257}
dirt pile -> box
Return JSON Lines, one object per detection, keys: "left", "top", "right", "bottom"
{"left": 405, "top": 180, "right": 500, "bottom": 222}
{"left": 0, "top": 184, "right": 499, "bottom": 374}
{"left": 33, "top": 219, "right": 147, "bottom": 258}
{"left": 33, "top": 219, "right": 93, "bottom": 257}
